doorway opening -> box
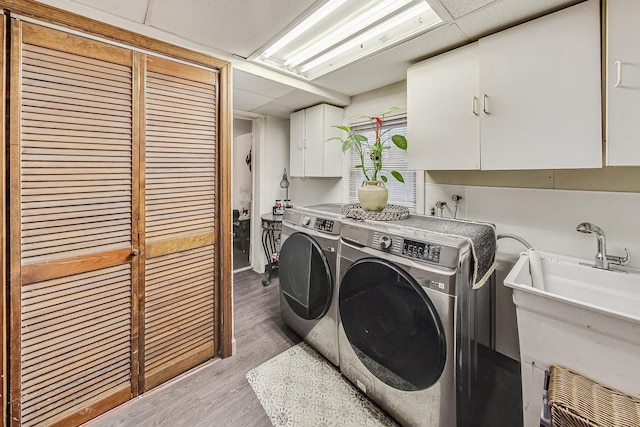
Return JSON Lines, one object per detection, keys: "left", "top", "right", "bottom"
{"left": 233, "top": 118, "right": 253, "bottom": 272}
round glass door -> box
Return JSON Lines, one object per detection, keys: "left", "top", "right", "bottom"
{"left": 279, "top": 232, "right": 333, "bottom": 320}
{"left": 340, "top": 257, "right": 446, "bottom": 391}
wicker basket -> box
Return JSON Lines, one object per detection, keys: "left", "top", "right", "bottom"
{"left": 548, "top": 365, "right": 640, "bottom": 427}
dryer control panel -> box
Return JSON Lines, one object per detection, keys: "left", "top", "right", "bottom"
{"left": 283, "top": 209, "right": 342, "bottom": 235}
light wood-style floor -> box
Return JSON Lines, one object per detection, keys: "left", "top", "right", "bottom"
{"left": 85, "top": 268, "right": 522, "bottom": 427}
{"left": 86, "top": 270, "right": 299, "bottom": 427}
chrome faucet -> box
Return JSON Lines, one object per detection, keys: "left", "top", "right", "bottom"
{"left": 576, "top": 222, "right": 630, "bottom": 270}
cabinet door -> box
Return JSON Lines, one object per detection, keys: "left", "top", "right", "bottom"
{"left": 606, "top": 0, "right": 640, "bottom": 165}
{"left": 289, "top": 109, "right": 305, "bottom": 177}
{"left": 479, "top": 0, "right": 602, "bottom": 170}
{"left": 304, "top": 104, "right": 325, "bottom": 177}
{"left": 322, "top": 104, "right": 344, "bottom": 177}
{"left": 408, "top": 43, "right": 480, "bottom": 170}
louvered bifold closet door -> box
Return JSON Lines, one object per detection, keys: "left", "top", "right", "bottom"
{"left": 9, "top": 21, "right": 138, "bottom": 426}
{"left": 141, "top": 56, "right": 217, "bottom": 391}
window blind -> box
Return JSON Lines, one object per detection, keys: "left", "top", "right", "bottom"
{"left": 348, "top": 116, "right": 417, "bottom": 212}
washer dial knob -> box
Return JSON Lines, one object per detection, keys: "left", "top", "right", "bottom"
{"left": 380, "top": 235, "right": 392, "bottom": 249}
{"left": 302, "top": 216, "right": 311, "bottom": 226}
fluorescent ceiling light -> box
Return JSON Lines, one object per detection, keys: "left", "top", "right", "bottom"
{"left": 284, "top": 0, "right": 413, "bottom": 68}
{"left": 250, "top": 0, "right": 444, "bottom": 81}
{"left": 262, "top": 0, "right": 348, "bottom": 59}
{"left": 300, "top": 2, "right": 431, "bottom": 73}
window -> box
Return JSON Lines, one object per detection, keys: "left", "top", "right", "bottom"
{"left": 347, "top": 116, "right": 418, "bottom": 212}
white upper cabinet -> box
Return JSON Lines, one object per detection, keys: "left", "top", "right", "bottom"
{"left": 408, "top": 43, "right": 480, "bottom": 170}
{"left": 479, "top": 0, "right": 601, "bottom": 170}
{"left": 290, "top": 104, "right": 344, "bottom": 177}
{"left": 408, "top": 0, "right": 602, "bottom": 171}
{"left": 606, "top": 0, "right": 640, "bottom": 166}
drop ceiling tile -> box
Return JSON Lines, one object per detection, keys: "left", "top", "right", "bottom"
{"left": 438, "top": 0, "right": 498, "bottom": 19}
{"left": 147, "top": 0, "right": 317, "bottom": 58}
{"left": 234, "top": 70, "right": 296, "bottom": 99}
{"left": 70, "top": 0, "right": 149, "bottom": 23}
{"left": 453, "top": 0, "right": 582, "bottom": 39}
{"left": 269, "top": 90, "right": 339, "bottom": 110}
{"left": 234, "top": 88, "right": 274, "bottom": 112}
{"left": 315, "top": 23, "right": 469, "bottom": 96}
{"left": 251, "top": 101, "right": 296, "bottom": 119}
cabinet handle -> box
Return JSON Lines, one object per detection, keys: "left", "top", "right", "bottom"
{"left": 131, "top": 249, "right": 139, "bottom": 256}
{"left": 472, "top": 96, "right": 479, "bottom": 116}
{"left": 299, "top": 138, "right": 304, "bottom": 150}
{"left": 483, "top": 94, "right": 489, "bottom": 114}
{"left": 614, "top": 60, "right": 622, "bottom": 88}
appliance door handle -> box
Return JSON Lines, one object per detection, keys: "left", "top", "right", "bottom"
{"left": 483, "top": 94, "right": 489, "bottom": 114}
{"left": 472, "top": 96, "right": 479, "bottom": 116}
{"left": 614, "top": 60, "right": 622, "bottom": 88}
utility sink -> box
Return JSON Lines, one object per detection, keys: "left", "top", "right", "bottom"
{"left": 504, "top": 251, "right": 640, "bottom": 427}
{"left": 507, "top": 251, "right": 640, "bottom": 321}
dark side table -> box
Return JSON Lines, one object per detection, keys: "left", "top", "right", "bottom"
{"left": 260, "top": 213, "right": 282, "bottom": 286}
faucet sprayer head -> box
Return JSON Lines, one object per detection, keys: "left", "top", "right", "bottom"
{"left": 576, "top": 222, "right": 604, "bottom": 235}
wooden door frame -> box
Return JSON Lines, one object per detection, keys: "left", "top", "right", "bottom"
{"left": 0, "top": 0, "right": 233, "bottom": 360}
{"left": 0, "top": 13, "right": 5, "bottom": 427}
{"left": 2, "top": 3, "right": 232, "bottom": 423}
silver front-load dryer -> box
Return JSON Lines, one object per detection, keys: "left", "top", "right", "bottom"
{"left": 338, "top": 220, "right": 491, "bottom": 426}
{"left": 278, "top": 207, "right": 342, "bottom": 366}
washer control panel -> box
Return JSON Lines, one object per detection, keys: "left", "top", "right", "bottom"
{"left": 314, "top": 218, "right": 335, "bottom": 233}
{"left": 353, "top": 227, "right": 461, "bottom": 269}
{"left": 402, "top": 239, "right": 441, "bottom": 263}
{"left": 371, "top": 232, "right": 449, "bottom": 265}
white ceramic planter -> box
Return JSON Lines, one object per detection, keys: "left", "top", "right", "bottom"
{"left": 358, "top": 180, "right": 388, "bottom": 212}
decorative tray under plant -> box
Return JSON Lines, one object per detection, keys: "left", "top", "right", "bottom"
{"left": 342, "top": 203, "right": 409, "bottom": 221}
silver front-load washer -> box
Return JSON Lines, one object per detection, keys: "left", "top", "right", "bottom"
{"left": 278, "top": 204, "right": 343, "bottom": 366}
{"left": 338, "top": 220, "right": 491, "bottom": 426}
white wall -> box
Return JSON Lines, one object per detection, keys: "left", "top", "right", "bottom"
{"left": 259, "top": 116, "right": 290, "bottom": 215}
{"left": 232, "top": 133, "right": 252, "bottom": 211}
{"left": 251, "top": 116, "right": 290, "bottom": 272}
{"left": 425, "top": 183, "right": 640, "bottom": 359}
{"left": 288, "top": 177, "right": 344, "bottom": 207}
{"left": 344, "top": 80, "right": 407, "bottom": 117}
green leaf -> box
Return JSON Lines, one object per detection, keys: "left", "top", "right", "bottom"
{"left": 355, "top": 134, "right": 368, "bottom": 142}
{"left": 381, "top": 106, "right": 400, "bottom": 117}
{"left": 355, "top": 164, "right": 363, "bottom": 169}
{"left": 391, "top": 170, "right": 405, "bottom": 183}
{"left": 380, "top": 175, "right": 388, "bottom": 183}
{"left": 326, "top": 136, "right": 342, "bottom": 142}
{"left": 347, "top": 114, "right": 371, "bottom": 122}
{"left": 335, "top": 125, "right": 351, "bottom": 132}
{"left": 342, "top": 140, "right": 352, "bottom": 152}
{"left": 391, "top": 135, "right": 407, "bottom": 150}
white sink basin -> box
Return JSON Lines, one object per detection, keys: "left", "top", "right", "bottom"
{"left": 507, "top": 251, "right": 640, "bottom": 321}
{"left": 504, "top": 251, "right": 640, "bottom": 427}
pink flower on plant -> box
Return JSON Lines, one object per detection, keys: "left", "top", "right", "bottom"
{"left": 371, "top": 116, "right": 383, "bottom": 142}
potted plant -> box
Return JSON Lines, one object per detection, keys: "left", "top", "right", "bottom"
{"left": 330, "top": 107, "right": 408, "bottom": 211}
